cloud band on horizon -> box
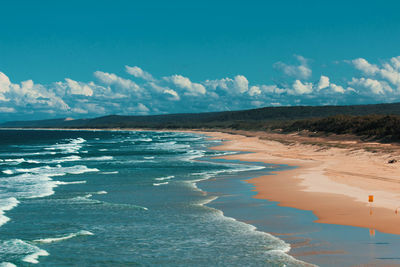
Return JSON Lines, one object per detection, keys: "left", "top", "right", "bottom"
{"left": 1, "top": 55, "right": 400, "bottom": 121}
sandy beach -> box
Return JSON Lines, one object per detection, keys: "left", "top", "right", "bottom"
{"left": 196, "top": 130, "right": 400, "bottom": 236}
{"left": 4, "top": 127, "right": 400, "bottom": 235}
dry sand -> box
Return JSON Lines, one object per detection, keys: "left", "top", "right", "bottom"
{"left": 196, "top": 130, "right": 400, "bottom": 235}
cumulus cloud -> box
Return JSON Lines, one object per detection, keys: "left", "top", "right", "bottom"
{"left": 3, "top": 55, "right": 400, "bottom": 121}
{"left": 352, "top": 57, "right": 400, "bottom": 89}
{"left": 65, "top": 78, "right": 94, "bottom": 96}
{"left": 126, "top": 103, "right": 150, "bottom": 114}
{"left": 94, "top": 71, "right": 141, "bottom": 92}
{"left": 274, "top": 55, "right": 312, "bottom": 79}
{"left": 163, "top": 89, "right": 180, "bottom": 100}
{"left": 316, "top": 75, "right": 346, "bottom": 94}
{"left": 329, "top": 83, "right": 345, "bottom": 94}
{"left": 349, "top": 78, "right": 392, "bottom": 95}
{"left": 125, "top": 66, "right": 154, "bottom": 81}
{"left": 0, "top": 72, "right": 12, "bottom": 101}
{"left": 204, "top": 75, "right": 249, "bottom": 94}
{"left": 317, "top": 75, "right": 330, "bottom": 90}
{"left": 234, "top": 75, "right": 249, "bottom": 93}
{"left": 260, "top": 85, "right": 286, "bottom": 95}
{"left": 292, "top": 80, "right": 313, "bottom": 94}
{"left": 248, "top": 86, "right": 261, "bottom": 96}
{"left": 352, "top": 58, "right": 379, "bottom": 75}
{"left": 164, "top": 75, "right": 206, "bottom": 96}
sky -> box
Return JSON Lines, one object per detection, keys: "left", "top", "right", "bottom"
{"left": 1, "top": 0, "right": 400, "bottom": 121}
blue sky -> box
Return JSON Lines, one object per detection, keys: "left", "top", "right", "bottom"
{"left": 1, "top": 0, "right": 400, "bottom": 121}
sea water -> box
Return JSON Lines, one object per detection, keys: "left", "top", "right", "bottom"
{"left": 0, "top": 129, "right": 309, "bottom": 266}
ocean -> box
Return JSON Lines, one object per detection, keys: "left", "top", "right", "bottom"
{"left": 0, "top": 129, "right": 307, "bottom": 266}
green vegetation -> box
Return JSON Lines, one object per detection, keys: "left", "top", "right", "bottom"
{"left": 2, "top": 102, "right": 400, "bottom": 142}
{"left": 278, "top": 115, "right": 400, "bottom": 142}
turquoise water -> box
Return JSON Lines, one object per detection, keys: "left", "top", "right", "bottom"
{"left": 0, "top": 130, "right": 306, "bottom": 266}
{"left": 1, "top": 129, "right": 400, "bottom": 266}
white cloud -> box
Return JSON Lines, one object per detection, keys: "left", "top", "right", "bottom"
{"left": 248, "top": 86, "right": 261, "bottom": 96}
{"left": 5, "top": 57, "right": 400, "bottom": 121}
{"left": 125, "top": 66, "right": 154, "bottom": 81}
{"left": 164, "top": 75, "right": 206, "bottom": 96}
{"left": 390, "top": 56, "right": 400, "bottom": 70}
{"left": 0, "top": 72, "right": 11, "bottom": 101}
{"left": 126, "top": 103, "right": 150, "bottom": 114}
{"left": 203, "top": 75, "right": 249, "bottom": 94}
{"left": 71, "top": 107, "right": 88, "bottom": 114}
{"left": 94, "top": 71, "right": 141, "bottom": 91}
{"left": 163, "top": 89, "right": 180, "bottom": 100}
{"left": 352, "top": 57, "right": 400, "bottom": 89}
{"left": 137, "top": 103, "right": 149, "bottom": 112}
{"left": 352, "top": 58, "right": 379, "bottom": 75}
{"left": 260, "top": 85, "right": 286, "bottom": 95}
{"left": 316, "top": 75, "right": 345, "bottom": 93}
{"left": 0, "top": 72, "right": 11, "bottom": 93}
{"left": 274, "top": 55, "right": 312, "bottom": 79}
{"left": 317, "top": 75, "right": 330, "bottom": 90}
{"left": 234, "top": 75, "right": 249, "bottom": 93}
{"left": 292, "top": 80, "right": 313, "bottom": 94}
{"left": 329, "top": 83, "right": 345, "bottom": 94}
{"left": 349, "top": 77, "right": 392, "bottom": 95}
{"left": 251, "top": 100, "right": 264, "bottom": 106}
{"left": 65, "top": 78, "right": 94, "bottom": 96}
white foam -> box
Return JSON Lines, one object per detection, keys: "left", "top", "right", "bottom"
{"left": 49, "top": 155, "right": 81, "bottom": 163}
{"left": 0, "top": 165, "right": 99, "bottom": 201}
{"left": 83, "top": 156, "right": 113, "bottom": 161}
{"left": 135, "top": 138, "right": 153, "bottom": 142}
{"left": 150, "top": 141, "right": 190, "bottom": 151}
{"left": 0, "top": 262, "right": 17, "bottom": 267}
{"left": 102, "top": 171, "right": 119, "bottom": 174}
{"left": 198, "top": 198, "right": 297, "bottom": 265}
{"left": 68, "top": 194, "right": 102, "bottom": 204}
{"left": 44, "top": 137, "right": 86, "bottom": 154}
{"left": 0, "top": 239, "right": 49, "bottom": 264}
{"left": 144, "top": 156, "right": 155, "bottom": 159}
{"left": 23, "top": 249, "right": 50, "bottom": 264}
{"left": 1, "top": 158, "right": 40, "bottom": 166}
{"left": 0, "top": 197, "right": 19, "bottom": 227}
{"left": 184, "top": 149, "right": 206, "bottom": 161}
{"left": 12, "top": 165, "right": 99, "bottom": 176}
{"left": 2, "top": 170, "right": 14, "bottom": 175}
{"left": 98, "top": 148, "right": 108, "bottom": 151}
{"left": 154, "top": 175, "right": 175, "bottom": 181}
{"left": 26, "top": 160, "right": 40, "bottom": 164}
{"left": 197, "top": 196, "right": 218, "bottom": 206}
{"left": 153, "top": 182, "right": 169, "bottom": 186}
{"left": 5, "top": 158, "right": 25, "bottom": 163}
{"left": 95, "top": 191, "right": 108, "bottom": 195}
{"left": 55, "top": 180, "right": 87, "bottom": 185}
{"left": 0, "top": 151, "right": 57, "bottom": 157}
{"left": 34, "top": 230, "right": 94, "bottom": 244}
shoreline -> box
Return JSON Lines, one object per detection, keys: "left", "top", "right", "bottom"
{"left": 3, "top": 127, "right": 400, "bottom": 235}
{"left": 197, "top": 130, "right": 400, "bottom": 236}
